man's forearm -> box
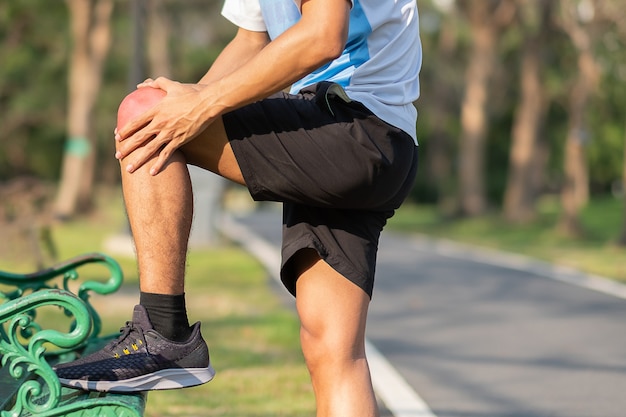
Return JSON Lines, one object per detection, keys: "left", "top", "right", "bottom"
{"left": 199, "top": 29, "right": 270, "bottom": 85}
{"left": 198, "top": 0, "right": 350, "bottom": 119}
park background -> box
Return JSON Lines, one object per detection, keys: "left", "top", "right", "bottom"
{"left": 1, "top": 1, "right": 625, "bottom": 416}
{"left": 1, "top": 0, "right": 624, "bottom": 280}
{"left": 0, "top": 0, "right": 626, "bottom": 260}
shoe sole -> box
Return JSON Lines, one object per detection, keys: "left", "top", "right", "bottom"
{"left": 58, "top": 365, "right": 215, "bottom": 393}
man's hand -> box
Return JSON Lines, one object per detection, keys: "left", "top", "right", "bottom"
{"left": 115, "top": 77, "right": 213, "bottom": 176}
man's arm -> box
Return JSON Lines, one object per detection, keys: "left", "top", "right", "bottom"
{"left": 116, "top": 0, "right": 351, "bottom": 175}
{"left": 198, "top": 28, "right": 270, "bottom": 85}
{"left": 204, "top": 0, "right": 351, "bottom": 114}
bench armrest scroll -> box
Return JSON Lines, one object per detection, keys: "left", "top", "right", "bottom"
{"left": 0, "top": 253, "right": 124, "bottom": 340}
{"left": 0, "top": 289, "right": 92, "bottom": 416}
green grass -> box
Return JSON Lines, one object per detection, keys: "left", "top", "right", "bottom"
{"left": 389, "top": 195, "right": 626, "bottom": 282}
{"left": 2, "top": 187, "right": 624, "bottom": 415}
{"left": 0, "top": 188, "right": 315, "bottom": 417}
{"left": 144, "top": 249, "right": 315, "bottom": 417}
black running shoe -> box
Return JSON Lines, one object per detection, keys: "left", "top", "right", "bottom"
{"left": 54, "top": 305, "right": 215, "bottom": 392}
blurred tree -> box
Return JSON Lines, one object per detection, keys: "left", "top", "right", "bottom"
{"left": 456, "top": 0, "right": 515, "bottom": 216}
{"left": 0, "top": 2, "right": 67, "bottom": 180}
{"left": 128, "top": 0, "right": 147, "bottom": 87}
{"left": 2, "top": 0, "right": 625, "bottom": 252}
{"left": 0, "top": 0, "right": 231, "bottom": 186}
{"left": 503, "top": 0, "right": 552, "bottom": 223}
{"left": 594, "top": 0, "right": 626, "bottom": 245}
{"left": 420, "top": 1, "right": 461, "bottom": 213}
{"left": 147, "top": 0, "right": 172, "bottom": 79}
{"left": 556, "top": 0, "right": 600, "bottom": 236}
{"left": 54, "top": 0, "right": 114, "bottom": 219}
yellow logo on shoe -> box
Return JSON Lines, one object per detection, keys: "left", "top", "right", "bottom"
{"left": 112, "top": 339, "right": 143, "bottom": 358}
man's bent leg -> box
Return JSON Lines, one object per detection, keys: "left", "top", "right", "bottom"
{"left": 53, "top": 90, "right": 240, "bottom": 392}
{"left": 121, "top": 150, "right": 192, "bottom": 296}
{"left": 117, "top": 95, "right": 244, "bottom": 342}
{"left": 54, "top": 154, "right": 215, "bottom": 392}
{"left": 116, "top": 87, "right": 243, "bottom": 297}
{"left": 294, "top": 249, "right": 379, "bottom": 417}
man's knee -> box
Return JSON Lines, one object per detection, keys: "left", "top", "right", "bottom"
{"left": 116, "top": 87, "right": 166, "bottom": 131}
{"left": 300, "top": 327, "right": 368, "bottom": 392}
{"left": 300, "top": 325, "right": 334, "bottom": 374}
{"left": 299, "top": 317, "right": 367, "bottom": 371}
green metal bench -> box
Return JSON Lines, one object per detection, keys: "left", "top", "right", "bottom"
{"left": 0, "top": 253, "right": 147, "bottom": 417}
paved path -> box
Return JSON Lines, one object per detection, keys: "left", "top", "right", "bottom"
{"left": 220, "top": 207, "right": 626, "bottom": 417}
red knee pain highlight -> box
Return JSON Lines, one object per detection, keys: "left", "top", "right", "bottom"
{"left": 117, "top": 87, "right": 166, "bottom": 130}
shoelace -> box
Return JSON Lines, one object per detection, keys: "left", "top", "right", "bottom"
{"left": 107, "top": 321, "right": 146, "bottom": 359}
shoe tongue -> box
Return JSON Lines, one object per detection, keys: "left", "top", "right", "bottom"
{"left": 132, "top": 304, "right": 155, "bottom": 330}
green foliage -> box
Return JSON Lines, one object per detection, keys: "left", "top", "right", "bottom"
{"left": 0, "top": 1, "right": 68, "bottom": 180}
{"left": 0, "top": 0, "right": 231, "bottom": 183}
{"left": 413, "top": 0, "right": 625, "bottom": 208}
{"left": 1, "top": 0, "right": 624, "bottom": 226}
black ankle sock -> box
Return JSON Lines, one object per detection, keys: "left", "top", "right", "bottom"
{"left": 139, "top": 292, "right": 192, "bottom": 342}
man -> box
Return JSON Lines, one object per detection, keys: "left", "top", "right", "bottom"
{"left": 55, "top": 0, "right": 421, "bottom": 416}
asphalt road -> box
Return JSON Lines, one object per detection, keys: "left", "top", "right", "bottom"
{"left": 221, "top": 207, "right": 626, "bottom": 417}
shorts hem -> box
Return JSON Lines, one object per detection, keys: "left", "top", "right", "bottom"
{"left": 281, "top": 238, "right": 372, "bottom": 299}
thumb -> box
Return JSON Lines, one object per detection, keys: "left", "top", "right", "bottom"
{"left": 139, "top": 76, "right": 178, "bottom": 93}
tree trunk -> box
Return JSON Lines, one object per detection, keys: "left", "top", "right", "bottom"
{"left": 503, "top": 1, "right": 550, "bottom": 223}
{"left": 147, "top": 0, "right": 172, "bottom": 79}
{"left": 458, "top": 22, "right": 493, "bottom": 216}
{"left": 557, "top": 0, "right": 599, "bottom": 236}
{"left": 427, "top": 10, "right": 458, "bottom": 214}
{"left": 54, "top": 0, "right": 113, "bottom": 219}
{"left": 457, "top": 0, "right": 514, "bottom": 216}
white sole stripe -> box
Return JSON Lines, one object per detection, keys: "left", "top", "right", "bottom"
{"left": 59, "top": 365, "right": 215, "bottom": 392}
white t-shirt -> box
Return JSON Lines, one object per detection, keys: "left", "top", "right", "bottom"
{"left": 221, "top": 0, "right": 422, "bottom": 143}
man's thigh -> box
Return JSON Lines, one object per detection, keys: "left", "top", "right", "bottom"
{"left": 180, "top": 117, "right": 245, "bottom": 185}
{"left": 222, "top": 83, "right": 417, "bottom": 211}
{"left": 294, "top": 248, "right": 370, "bottom": 351}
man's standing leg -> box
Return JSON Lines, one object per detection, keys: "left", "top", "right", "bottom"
{"left": 294, "top": 249, "right": 380, "bottom": 417}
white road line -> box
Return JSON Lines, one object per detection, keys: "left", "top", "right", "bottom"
{"left": 409, "top": 235, "right": 626, "bottom": 300}
{"left": 366, "top": 341, "right": 437, "bottom": 417}
{"left": 220, "top": 214, "right": 436, "bottom": 417}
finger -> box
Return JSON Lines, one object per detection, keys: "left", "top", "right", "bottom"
{"left": 138, "top": 76, "right": 180, "bottom": 93}
{"left": 149, "top": 144, "right": 174, "bottom": 176}
{"left": 115, "top": 120, "right": 158, "bottom": 158}
{"left": 124, "top": 144, "right": 158, "bottom": 174}
{"left": 145, "top": 76, "right": 176, "bottom": 92}
{"left": 137, "top": 78, "right": 155, "bottom": 88}
{"left": 115, "top": 134, "right": 145, "bottom": 161}
{"left": 124, "top": 131, "right": 169, "bottom": 173}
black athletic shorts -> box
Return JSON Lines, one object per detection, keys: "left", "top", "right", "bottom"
{"left": 223, "top": 82, "right": 418, "bottom": 298}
